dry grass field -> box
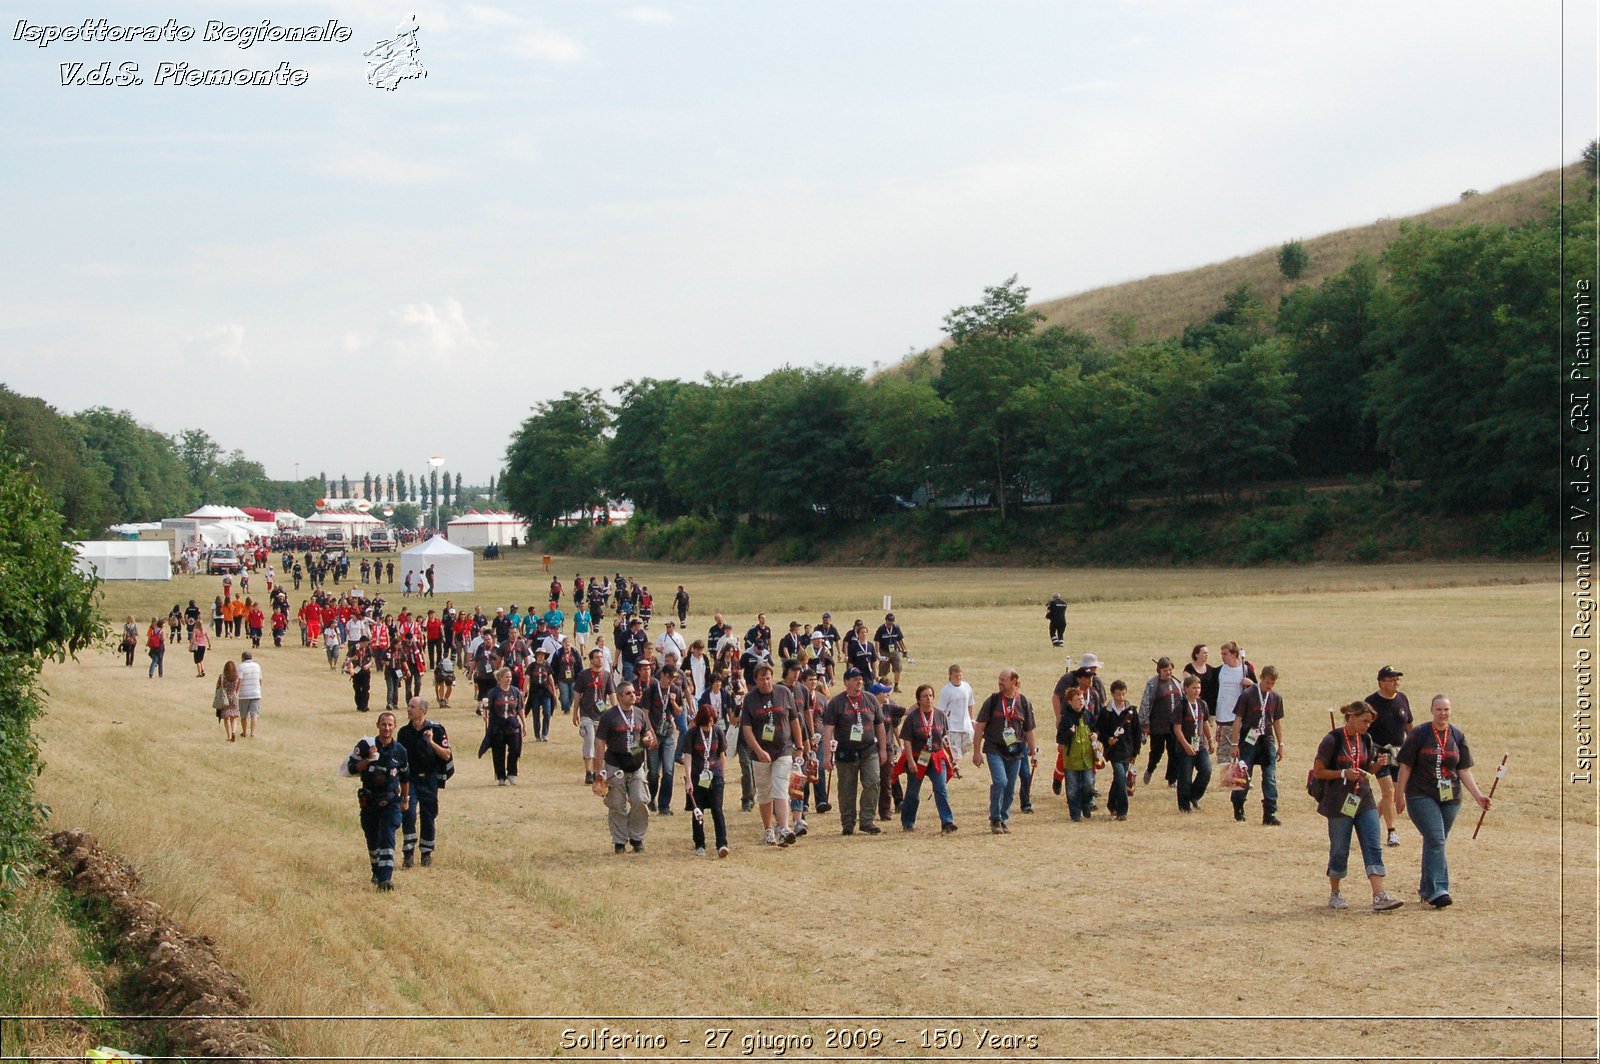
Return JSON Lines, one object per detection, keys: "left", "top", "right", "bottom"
{"left": 31, "top": 552, "right": 1596, "bottom": 1061}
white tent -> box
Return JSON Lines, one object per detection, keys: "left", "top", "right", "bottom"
{"left": 72, "top": 540, "right": 171, "bottom": 581}
{"left": 400, "top": 536, "right": 474, "bottom": 592}
{"left": 305, "top": 511, "right": 384, "bottom": 535}
{"left": 197, "top": 522, "right": 253, "bottom": 546}
{"left": 446, "top": 510, "right": 530, "bottom": 548}
{"left": 185, "top": 504, "right": 251, "bottom": 521}
{"left": 274, "top": 511, "right": 305, "bottom": 529}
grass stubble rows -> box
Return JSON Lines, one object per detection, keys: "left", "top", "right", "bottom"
{"left": 29, "top": 554, "right": 1592, "bottom": 1060}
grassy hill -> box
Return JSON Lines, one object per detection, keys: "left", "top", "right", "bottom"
{"left": 892, "top": 162, "right": 1578, "bottom": 376}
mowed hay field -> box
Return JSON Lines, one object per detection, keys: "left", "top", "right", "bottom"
{"left": 36, "top": 554, "right": 1594, "bottom": 1060}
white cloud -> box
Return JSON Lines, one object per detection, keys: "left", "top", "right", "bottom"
{"left": 391, "top": 297, "right": 493, "bottom": 366}
{"left": 627, "top": 6, "right": 677, "bottom": 25}
{"left": 188, "top": 323, "right": 248, "bottom": 368}
{"left": 464, "top": 4, "right": 526, "bottom": 28}
{"left": 511, "top": 31, "right": 587, "bottom": 63}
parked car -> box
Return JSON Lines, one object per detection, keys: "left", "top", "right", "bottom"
{"left": 207, "top": 547, "right": 241, "bottom": 574}
{"left": 368, "top": 528, "right": 396, "bottom": 552}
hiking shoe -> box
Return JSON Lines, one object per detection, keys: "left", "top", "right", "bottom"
{"left": 794, "top": 819, "right": 808, "bottom": 837}
{"left": 778, "top": 830, "right": 796, "bottom": 847}
{"left": 859, "top": 823, "right": 882, "bottom": 835}
{"left": 941, "top": 822, "right": 958, "bottom": 834}
{"left": 1263, "top": 814, "right": 1282, "bottom": 826}
{"left": 1328, "top": 893, "right": 1348, "bottom": 910}
{"left": 816, "top": 802, "right": 832, "bottom": 813}
{"left": 741, "top": 800, "right": 754, "bottom": 812}
{"left": 584, "top": 772, "right": 594, "bottom": 785}
{"left": 1190, "top": 801, "right": 1201, "bottom": 813}
{"left": 717, "top": 845, "right": 729, "bottom": 858}
{"left": 1372, "top": 892, "right": 1404, "bottom": 912}
{"left": 402, "top": 851, "right": 415, "bottom": 869}
{"left": 507, "top": 776, "right": 518, "bottom": 786}
{"left": 1387, "top": 829, "right": 1400, "bottom": 847}
{"left": 1430, "top": 893, "right": 1453, "bottom": 909}
{"left": 841, "top": 827, "right": 855, "bottom": 836}
{"left": 629, "top": 840, "right": 644, "bottom": 853}
{"left": 1113, "top": 814, "right": 1127, "bottom": 821}
{"left": 420, "top": 851, "right": 432, "bottom": 867}
{"left": 614, "top": 843, "right": 626, "bottom": 854}
{"left": 692, "top": 847, "right": 706, "bottom": 857}
{"left": 1142, "top": 769, "right": 1152, "bottom": 785}
{"left": 990, "top": 820, "right": 1003, "bottom": 834}
{"left": 763, "top": 829, "right": 777, "bottom": 846}
{"left": 999, "top": 821, "right": 1011, "bottom": 833}
{"left": 1020, "top": 805, "right": 1033, "bottom": 814}
{"left": 1234, "top": 807, "right": 1246, "bottom": 822}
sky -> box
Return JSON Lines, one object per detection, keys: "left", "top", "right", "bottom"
{"left": 1, "top": 0, "right": 1594, "bottom": 484}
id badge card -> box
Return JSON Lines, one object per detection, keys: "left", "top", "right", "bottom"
{"left": 1438, "top": 778, "right": 1455, "bottom": 802}
{"left": 1002, "top": 726, "right": 1018, "bottom": 746}
{"left": 698, "top": 769, "right": 713, "bottom": 788}
{"left": 849, "top": 722, "right": 865, "bottom": 743}
{"left": 762, "top": 721, "right": 776, "bottom": 743}
{"left": 1340, "top": 791, "right": 1361, "bottom": 817}
{"left": 917, "top": 750, "right": 931, "bottom": 768}
{"left": 627, "top": 731, "right": 641, "bottom": 753}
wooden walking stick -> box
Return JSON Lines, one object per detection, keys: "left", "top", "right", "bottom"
{"left": 1471, "top": 753, "right": 1508, "bottom": 839}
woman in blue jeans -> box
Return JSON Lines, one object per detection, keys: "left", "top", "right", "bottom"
{"left": 1394, "top": 694, "right": 1490, "bottom": 909}
{"left": 1312, "top": 702, "right": 1404, "bottom": 912}
{"left": 899, "top": 684, "right": 957, "bottom": 833}
{"left": 971, "top": 668, "right": 1037, "bottom": 834}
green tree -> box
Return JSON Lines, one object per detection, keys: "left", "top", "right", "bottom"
{"left": 1278, "top": 240, "right": 1309, "bottom": 281}
{"left": 502, "top": 389, "right": 611, "bottom": 525}
{"left": 390, "top": 502, "right": 421, "bottom": 530}
{"left": 1277, "top": 255, "right": 1387, "bottom": 475}
{"left": 860, "top": 374, "right": 953, "bottom": 500}
{"left": 454, "top": 472, "right": 463, "bottom": 504}
{"left": 608, "top": 378, "right": 695, "bottom": 518}
{"left": 363, "top": 472, "right": 373, "bottom": 500}
{"left": 0, "top": 387, "right": 116, "bottom": 534}
{"left": 72, "top": 407, "right": 191, "bottom": 522}
{"left": 176, "top": 428, "right": 222, "bottom": 503}
{"left": 935, "top": 276, "right": 1049, "bottom": 521}
{"left": 0, "top": 441, "right": 102, "bottom": 894}
{"left": 1366, "top": 220, "right": 1560, "bottom": 508}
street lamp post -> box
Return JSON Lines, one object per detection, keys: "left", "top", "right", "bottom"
{"left": 428, "top": 455, "right": 445, "bottom": 532}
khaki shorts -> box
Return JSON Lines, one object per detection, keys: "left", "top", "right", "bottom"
{"left": 239, "top": 698, "right": 260, "bottom": 719}
{"left": 579, "top": 717, "right": 599, "bottom": 758}
{"left": 751, "top": 754, "right": 794, "bottom": 803}
{"left": 878, "top": 650, "right": 904, "bottom": 678}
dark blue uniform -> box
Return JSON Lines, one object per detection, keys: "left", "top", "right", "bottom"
{"left": 398, "top": 719, "right": 451, "bottom": 865}
{"left": 349, "top": 738, "right": 408, "bottom": 887}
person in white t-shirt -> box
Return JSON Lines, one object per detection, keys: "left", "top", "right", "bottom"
{"left": 236, "top": 651, "right": 263, "bottom": 738}
{"left": 1211, "top": 640, "right": 1256, "bottom": 765}
{"left": 654, "top": 620, "right": 688, "bottom": 663}
{"left": 937, "top": 663, "right": 976, "bottom": 760}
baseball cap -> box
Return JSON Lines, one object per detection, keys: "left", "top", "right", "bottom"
{"left": 1377, "top": 666, "right": 1404, "bottom": 680}
{"left": 867, "top": 682, "right": 892, "bottom": 695}
{"left": 843, "top": 666, "right": 864, "bottom": 680}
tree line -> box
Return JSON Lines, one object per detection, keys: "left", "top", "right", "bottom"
{"left": 504, "top": 196, "right": 1584, "bottom": 539}
{"left": 0, "top": 391, "right": 497, "bottom": 536}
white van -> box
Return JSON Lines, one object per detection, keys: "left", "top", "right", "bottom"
{"left": 323, "top": 528, "right": 348, "bottom": 551}
{"left": 369, "top": 528, "right": 396, "bottom": 552}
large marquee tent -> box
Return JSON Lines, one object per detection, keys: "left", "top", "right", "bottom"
{"left": 399, "top": 536, "right": 474, "bottom": 593}
{"left": 72, "top": 540, "right": 171, "bottom": 581}
{"left": 445, "top": 510, "right": 529, "bottom": 548}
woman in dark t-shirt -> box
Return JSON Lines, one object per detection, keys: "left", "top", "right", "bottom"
{"left": 1311, "top": 701, "right": 1404, "bottom": 912}
{"left": 1394, "top": 694, "right": 1491, "bottom": 909}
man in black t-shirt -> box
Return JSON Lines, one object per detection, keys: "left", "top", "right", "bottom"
{"left": 1366, "top": 665, "right": 1414, "bottom": 848}
{"left": 594, "top": 682, "right": 657, "bottom": 853}
{"left": 821, "top": 668, "right": 886, "bottom": 836}
{"left": 397, "top": 697, "right": 452, "bottom": 868}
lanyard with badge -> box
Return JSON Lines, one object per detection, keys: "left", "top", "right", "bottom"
{"left": 1252, "top": 691, "right": 1271, "bottom": 741}
{"left": 760, "top": 696, "right": 778, "bottom": 743}
{"left": 624, "top": 706, "right": 641, "bottom": 752}
{"left": 1186, "top": 700, "right": 1203, "bottom": 743}
{"left": 1000, "top": 695, "right": 1021, "bottom": 748}
{"left": 915, "top": 709, "right": 935, "bottom": 767}
{"left": 1340, "top": 731, "right": 1364, "bottom": 817}
{"left": 1433, "top": 725, "right": 1455, "bottom": 801}
{"left": 848, "top": 694, "right": 867, "bottom": 744}
{"left": 698, "top": 726, "right": 716, "bottom": 788}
